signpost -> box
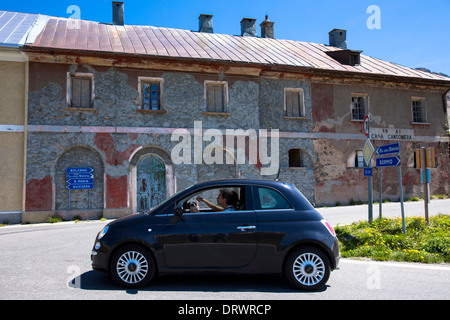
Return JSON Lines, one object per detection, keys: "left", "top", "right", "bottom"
{"left": 66, "top": 167, "right": 94, "bottom": 210}
{"left": 375, "top": 143, "right": 406, "bottom": 234}
{"left": 363, "top": 114, "right": 374, "bottom": 223}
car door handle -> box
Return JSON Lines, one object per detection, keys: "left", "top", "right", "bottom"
{"left": 237, "top": 225, "right": 256, "bottom": 231}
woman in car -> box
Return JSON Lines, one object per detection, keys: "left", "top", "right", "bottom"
{"left": 196, "top": 189, "right": 239, "bottom": 212}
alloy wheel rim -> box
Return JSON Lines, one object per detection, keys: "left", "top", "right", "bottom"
{"left": 292, "top": 252, "right": 325, "bottom": 286}
{"left": 116, "top": 251, "right": 149, "bottom": 284}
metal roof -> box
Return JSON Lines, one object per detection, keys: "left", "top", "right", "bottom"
{"left": 19, "top": 15, "right": 450, "bottom": 82}
{"left": 0, "top": 10, "right": 40, "bottom": 47}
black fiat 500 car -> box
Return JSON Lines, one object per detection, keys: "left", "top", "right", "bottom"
{"left": 91, "top": 179, "right": 340, "bottom": 291}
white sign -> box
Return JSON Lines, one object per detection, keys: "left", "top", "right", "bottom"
{"left": 370, "top": 128, "right": 413, "bottom": 141}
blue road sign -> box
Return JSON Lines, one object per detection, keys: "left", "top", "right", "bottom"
{"left": 376, "top": 156, "right": 400, "bottom": 168}
{"left": 66, "top": 167, "right": 94, "bottom": 174}
{"left": 364, "top": 168, "right": 373, "bottom": 177}
{"left": 66, "top": 183, "right": 94, "bottom": 190}
{"left": 66, "top": 168, "right": 94, "bottom": 190}
{"left": 66, "top": 178, "right": 94, "bottom": 185}
{"left": 66, "top": 173, "right": 93, "bottom": 179}
{"left": 376, "top": 143, "right": 400, "bottom": 156}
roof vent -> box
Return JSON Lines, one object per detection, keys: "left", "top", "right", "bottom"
{"left": 241, "top": 18, "right": 257, "bottom": 37}
{"left": 329, "top": 29, "right": 347, "bottom": 49}
{"left": 260, "top": 15, "right": 274, "bottom": 39}
{"left": 198, "top": 14, "right": 213, "bottom": 33}
{"left": 112, "top": 1, "right": 124, "bottom": 26}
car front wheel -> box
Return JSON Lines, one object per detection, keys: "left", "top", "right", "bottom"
{"left": 284, "top": 246, "right": 331, "bottom": 291}
{"left": 111, "top": 245, "right": 156, "bottom": 289}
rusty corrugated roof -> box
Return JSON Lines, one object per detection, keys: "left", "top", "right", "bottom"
{"left": 25, "top": 16, "right": 450, "bottom": 82}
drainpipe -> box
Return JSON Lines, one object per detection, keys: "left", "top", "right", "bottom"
{"left": 444, "top": 88, "right": 450, "bottom": 134}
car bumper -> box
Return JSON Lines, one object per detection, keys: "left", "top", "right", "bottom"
{"left": 91, "top": 246, "right": 109, "bottom": 272}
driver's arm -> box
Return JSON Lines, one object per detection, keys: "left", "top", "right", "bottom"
{"left": 196, "top": 196, "right": 224, "bottom": 212}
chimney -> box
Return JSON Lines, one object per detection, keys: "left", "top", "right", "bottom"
{"left": 240, "top": 18, "right": 257, "bottom": 37}
{"left": 260, "top": 15, "right": 274, "bottom": 39}
{"left": 198, "top": 14, "right": 213, "bottom": 33}
{"left": 112, "top": 1, "right": 124, "bottom": 26}
{"left": 329, "top": 29, "right": 347, "bottom": 49}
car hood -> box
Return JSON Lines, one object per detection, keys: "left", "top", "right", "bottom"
{"left": 106, "top": 213, "right": 146, "bottom": 229}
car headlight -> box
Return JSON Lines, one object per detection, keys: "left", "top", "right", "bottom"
{"left": 98, "top": 226, "right": 109, "bottom": 240}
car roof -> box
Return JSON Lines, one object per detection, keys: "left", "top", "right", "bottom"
{"left": 192, "top": 179, "right": 290, "bottom": 188}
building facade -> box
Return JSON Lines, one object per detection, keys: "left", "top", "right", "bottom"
{"left": 1, "top": 5, "right": 449, "bottom": 223}
{"left": 0, "top": 11, "right": 47, "bottom": 224}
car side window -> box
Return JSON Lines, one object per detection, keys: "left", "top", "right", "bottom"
{"left": 178, "top": 186, "right": 247, "bottom": 213}
{"left": 254, "top": 187, "right": 293, "bottom": 210}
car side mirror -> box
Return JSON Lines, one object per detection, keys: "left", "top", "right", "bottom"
{"left": 170, "top": 204, "right": 184, "bottom": 224}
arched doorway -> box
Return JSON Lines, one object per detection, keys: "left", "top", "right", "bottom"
{"left": 55, "top": 146, "right": 104, "bottom": 211}
{"left": 136, "top": 154, "right": 166, "bottom": 212}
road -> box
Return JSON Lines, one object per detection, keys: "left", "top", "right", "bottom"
{"left": 0, "top": 200, "right": 449, "bottom": 301}
{"left": 318, "top": 199, "right": 450, "bottom": 226}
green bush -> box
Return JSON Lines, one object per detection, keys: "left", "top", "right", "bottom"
{"left": 335, "top": 215, "right": 450, "bottom": 263}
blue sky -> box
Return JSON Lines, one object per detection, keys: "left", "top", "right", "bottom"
{"left": 3, "top": 0, "right": 450, "bottom": 76}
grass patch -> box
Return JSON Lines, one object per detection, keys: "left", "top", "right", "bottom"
{"left": 335, "top": 214, "right": 450, "bottom": 264}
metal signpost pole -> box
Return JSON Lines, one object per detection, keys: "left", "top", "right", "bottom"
{"left": 379, "top": 167, "right": 382, "bottom": 220}
{"left": 366, "top": 115, "right": 373, "bottom": 224}
{"left": 375, "top": 142, "right": 405, "bottom": 233}
{"left": 398, "top": 151, "right": 406, "bottom": 234}
{"left": 422, "top": 147, "right": 429, "bottom": 223}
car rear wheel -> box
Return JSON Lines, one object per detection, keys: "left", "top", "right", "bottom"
{"left": 284, "top": 246, "right": 330, "bottom": 291}
{"left": 111, "top": 245, "right": 156, "bottom": 289}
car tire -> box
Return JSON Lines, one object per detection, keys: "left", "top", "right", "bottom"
{"left": 110, "top": 244, "right": 156, "bottom": 289}
{"left": 284, "top": 246, "right": 331, "bottom": 292}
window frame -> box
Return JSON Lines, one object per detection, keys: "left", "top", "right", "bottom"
{"left": 355, "top": 150, "right": 364, "bottom": 168}
{"left": 138, "top": 77, "right": 164, "bottom": 111}
{"left": 204, "top": 81, "right": 228, "bottom": 113}
{"left": 411, "top": 97, "right": 427, "bottom": 124}
{"left": 66, "top": 72, "right": 94, "bottom": 108}
{"left": 284, "top": 88, "right": 305, "bottom": 118}
{"left": 288, "top": 148, "right": 305, "bottom": 168}
{"left": 175, "top": 185, "right": 249, "bottom": 214}
{"left": 350, "top": 93, "right": 368, "bottom": 121}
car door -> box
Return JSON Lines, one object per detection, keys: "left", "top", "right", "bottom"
{"left": 163, "top": 186, "right": 257, "bottom": 268}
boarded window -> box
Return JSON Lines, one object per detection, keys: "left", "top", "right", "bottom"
{"left": 351, "top": 96, "right": 365, "bottom": 120}
{"left": 412, "top": 98, "right": 426, "bottom": 123}
{"left": 71, "top": 76, "right": 92, "bottom": 108}
{"left": 206, "top": 83, "right": 225, "bottom": 112}
{"left": 285, "top": 90, "right": 304, "bottom": 117}
{"left": 141, "top": 81, "right": 161, "bottom": 110}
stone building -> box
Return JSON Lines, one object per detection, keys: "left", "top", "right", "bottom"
{"left": 1, "top": 4, "right": 449, "bottom": 223}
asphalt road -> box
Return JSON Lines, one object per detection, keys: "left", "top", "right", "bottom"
{"left": 318, "top": 199, "right": 450, "bottom": 226}
{"left": 0, "top": 200, "right": 449, "bottom": 301}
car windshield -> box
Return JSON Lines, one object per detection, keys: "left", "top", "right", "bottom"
{"left": 146, "top": 184, "right": 195, "bottom": 215}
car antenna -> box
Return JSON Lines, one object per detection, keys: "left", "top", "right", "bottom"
{"left": 275, "top": 166, "right": 281, "bottom": 181}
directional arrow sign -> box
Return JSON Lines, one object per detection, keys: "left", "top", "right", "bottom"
{"left": 376, "top": 142, "right": 400, "bottom": 156}
{"left": 66, "top": 178, "right": 94, "bottom": 185}
{"left": 66, "top": 183, "right": 94, "bottom": 190}
{"left": 66, "top": 173, "right": 93, "bottom": 179}
{"left": 66, "top": 167, "right": 94, "bottom": 174}
{"left": 376, "top": 156, "right": 400, "bottom": 168}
